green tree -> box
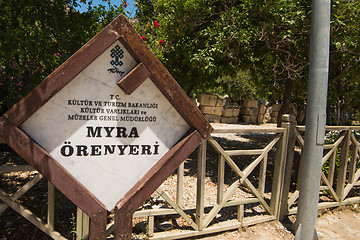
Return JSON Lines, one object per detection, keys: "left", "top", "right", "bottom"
{"left": 327, "top": 0, "right": 360, "bottom": 124}
{"left": 135, "top": 0, "right": 360, "bottom": 124}
{"left": 135, "top": 0, "right": 311, "bottom": 100}
{"left": 255, "top": 0, "right": 360, "bottom": 125}
{"left": 212, "top": 70, "right": 260, "bottom": 101}
{"left": 0, "top": 0, "right": 126, "bottom": 114}
{"left": 247, "top": 0, "right": 312, "bottom": 125}
{"left": 135, "top": 0, "right": 251, "bottom": 96}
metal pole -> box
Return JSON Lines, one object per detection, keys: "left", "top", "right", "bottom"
{"left": 295, "top": 0, "right": 331, "bottom": 239}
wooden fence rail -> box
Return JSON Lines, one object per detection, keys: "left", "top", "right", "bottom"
{"left": 0, "top": 167, "right": 66, "bottom": 240}
{"left": 286, "top": 125, "right": 360, "bottom": 215}
{"left": 114, "top": 122, "right": 289, "bottom": 239}
{"left": 1, "top": 117, "right": 360, "bottom": 239}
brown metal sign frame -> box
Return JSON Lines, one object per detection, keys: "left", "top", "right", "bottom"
{"left": 0, "top": 15, "right": 212, "bottom": 239}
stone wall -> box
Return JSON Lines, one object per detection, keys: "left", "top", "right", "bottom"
{"left": 238, "top": 100, "right": 269, "bottom": 124}
{"left": 240, "top": 99, "right": 259, "bottom": 124}
{"left": 197, "top": 93, "right": 241, "bottom": 123}
{"left": 258, "top": 102, "right": 267, "bottom": 124}
{"left": 221, "top": 102, "right": 240, "bottom": 124}
{"left": 269, "top": 103, "right": 302, "bottom": 124}
{"left": 197, "top": 93, "right": 225, "bottom": 123}
{"left": 269, "top": 104, "right": 282, "bottom": 123}
{"left": 197, "top": 94, "right": 304, "bottom": 125}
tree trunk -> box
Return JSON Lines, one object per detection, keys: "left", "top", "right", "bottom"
{"left": 335, "top": 78, "right": 345, "bottom": 125}
{"left": 277, "top": 78, "right": 293, "bottom": 127}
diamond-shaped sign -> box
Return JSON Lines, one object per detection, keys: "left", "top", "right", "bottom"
{"left": 0, "top": 15, "right": 212, "bottom": 239}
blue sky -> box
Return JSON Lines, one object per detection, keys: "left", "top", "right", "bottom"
{"left": 75, "top": 0, "right": 137, "bottom": 17}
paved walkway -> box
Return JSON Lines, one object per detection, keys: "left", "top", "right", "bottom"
{"left": 197, "top": 207, "right": 360, "bottom": 239}
{"left": 316, "top": 208, "right": 360, "bottom": 240}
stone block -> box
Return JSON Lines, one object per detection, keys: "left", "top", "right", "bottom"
{"left": 264, "top": 112, "right": 271, "bottom": 123}
{"left": 222, "top": 108, "right": 240, "bottom": 117}
{"left": 242, "top": 115, "right": 258, "bottom": 124}
{"left": 203, "top": 114, "right": 221, "bottom": 123}
{"left": 221, "top": 116, "right": 239, "bottom": 124}
{"left": 197, "top": 93, "right": 226, "bottom": 107}
{"left": 240, "top": 107, "right": 259, "bottom": 116}
{"left": 259, "top": 104, "right": 266, "bottom": 114}
{"left": 224, "top": 102, "right": 240, "bottom": 108}
{"left": 257, "top": 114, "right": 264, "bottom": 124}
{"left": 242, "top": 99, "right": 259, "bottom": 108}
{"left": 200, "top": 105, "right": 224, "bottom": 115}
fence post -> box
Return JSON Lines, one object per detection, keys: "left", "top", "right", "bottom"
{"left": 76, "top": 208, "right": 90, "bottom": 240}
{"left": 336, "top": 129, "right": 351, "bottom": 201}
{"left": 217, "top": 154, "right": 225, "bottom": 204}
{"left": 278, "top": 114, "right": 297, "bottom": 220}
{"left": 349, "top": 133, "right": 358, "bottom": 184}
{"left": 270, "top": 115, "right": 289, "bottom": 218}
{"left": 196, "top": 140, "right": 206, "bottom": 231}
{"left": 176, "top": 162, "right": 184, "bottom": 208}
{"left": 47, "top": 182, "right": 55, "bottom": 231}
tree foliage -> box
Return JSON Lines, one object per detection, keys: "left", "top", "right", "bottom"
{"left": 327, "top": 0, "right": 360, "bottom": 124}
{"left": 135, "top": 0, "right": 360, "bottom": 124}
{"left": 1, "top": 0, "right": 359, "bottom": 124}
{"left": 135, "top": 0, "right": 311, "bottom": 98}
{"left": 135, "top": 0, "right": 250, "bottom": 95}
{"left": 0, "top": 0, "right": 126, "bottom": 114}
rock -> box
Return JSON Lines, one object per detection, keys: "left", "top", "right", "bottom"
{"left": 240, "top": 107, "right": 259, "bottom": 116}
{"left": 203, "top": 114, "right": 221, "bottom": 123}
{"left": 259, "top": 104, "right": 267, "bottom": 115}
{"left": 264, "top": 112, "right": 271, "bottom": 123}
{"left": 200, "top": 105, "right": 224, "bottom": 116}
{"left": 197, "top": 93, "right": 226, "bottom": 107}
{"left": 223, "top": 108, "right": 240, "bottom": 118}
{"left": 242, "top": 99, "right": 259, "bottom": 108}
{"left": 134, "top": 221, "right": 147, "bottom": 233}
{"left": 257, "top": 114, "right": 265, "bottom": 124}
{"left": 242, "top": 115, "right": 258, "bottom": 124}
{"left": 157, "top": 221, "right": 173, "bottom": 231}
{"left": 222, "top": 103, "right": 239, "bottom": 116}
{"left": 221, "top": 116, "right": 239, "bottom": 124}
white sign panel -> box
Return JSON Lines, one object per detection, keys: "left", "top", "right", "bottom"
{"left": 21, "top": 41, "right": 190, "bottom": 210}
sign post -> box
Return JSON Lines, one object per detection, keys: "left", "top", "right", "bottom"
{"left": 0, "top": 15, "right": 212, "bottom": 239}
